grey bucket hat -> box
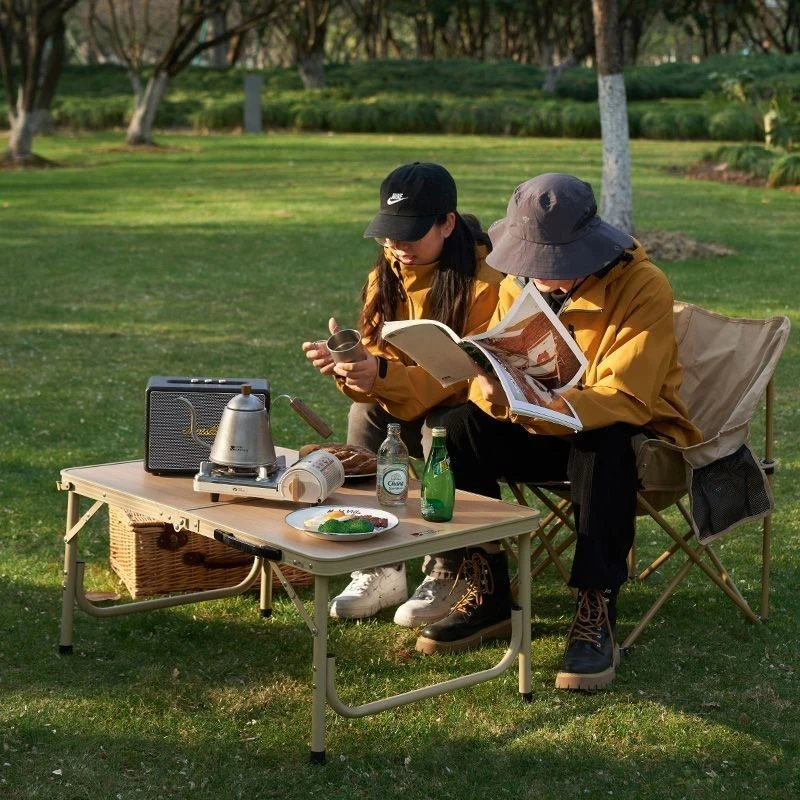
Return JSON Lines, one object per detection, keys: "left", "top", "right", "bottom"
{"left": 485, "top": 173, "right": 634, "bottom": 279}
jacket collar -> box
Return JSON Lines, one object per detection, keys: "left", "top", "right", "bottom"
{"left": 563, "top": 239, "right": 648, "bottom": 313}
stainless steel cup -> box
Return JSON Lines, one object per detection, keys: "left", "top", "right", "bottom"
{"left": 327, "top": 328, "right": 367, "bottom": 363}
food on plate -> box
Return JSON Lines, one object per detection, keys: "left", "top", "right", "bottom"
{"left": 303, "top": 507, "right": 389, "bottom": 534}
{"left": 299, "top": 442, "right": 377, "bottom": 476}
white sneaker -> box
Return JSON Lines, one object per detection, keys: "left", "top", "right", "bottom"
{"left": 329, "top": 565, "right": 408, "bottom": 619}
{"left": 393, "top": 574, "right": 468, "bottom": 627}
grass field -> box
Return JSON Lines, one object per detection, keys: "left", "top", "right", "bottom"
{"left": 1, "top": 131, "right": 798, "bottom": 800}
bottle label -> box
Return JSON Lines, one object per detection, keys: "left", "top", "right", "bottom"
{"left": 381, "top": 467, "right": 408, "bottom": 496}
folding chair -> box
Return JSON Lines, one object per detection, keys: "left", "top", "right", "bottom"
{"left": 506, "top": 302, "right": 790, "bottom": 647}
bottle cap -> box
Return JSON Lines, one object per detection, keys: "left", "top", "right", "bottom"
{"left": 387, "top": 422, "right": 401, "bottom": 433}
{"left": 431, "top": 427, "right": 447, "bottom": 437}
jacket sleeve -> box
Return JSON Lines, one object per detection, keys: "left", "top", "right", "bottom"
{"left": 515, "top": 269, "right": 677, "bottom": 435}
{"left": 338, "top": 274, "right": 501, "bottom": 420}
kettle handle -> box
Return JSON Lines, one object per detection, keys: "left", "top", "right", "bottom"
{"left": 277, "top": 395, "right": 332, "bottom": 438}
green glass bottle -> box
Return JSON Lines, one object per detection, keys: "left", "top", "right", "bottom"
{"left": 421, "top": 427, "right": 455, "bottom": 522}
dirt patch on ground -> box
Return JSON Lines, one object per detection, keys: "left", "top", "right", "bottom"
{"left": 0, "top": 151, "right": 58, "bottom": 170}
{"left": 683, "top": 161, "right": 766, "bottom": 187}
{"left": 93, "top": 142, "right": 202, "bottom": 154}
{"left": 636, "top": 229, "right": 736, "bottom": 263}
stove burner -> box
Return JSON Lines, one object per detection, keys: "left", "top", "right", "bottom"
{"left": 209, "top": 461, "right": 279, "bottom": 479}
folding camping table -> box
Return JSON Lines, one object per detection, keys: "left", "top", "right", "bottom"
{"left": 57, "top": 451, "right": 539, "bottom": 762}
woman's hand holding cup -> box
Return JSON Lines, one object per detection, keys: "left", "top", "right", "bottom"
{"left": 301, "top": 317, "right": 341, "bottom": 376}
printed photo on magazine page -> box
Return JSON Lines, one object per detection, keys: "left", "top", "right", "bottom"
{"left": 380, "top": 282, "right": 587, "bottom": 429}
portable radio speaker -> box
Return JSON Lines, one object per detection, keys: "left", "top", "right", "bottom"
{"left": 144, "top": 376, "right": 270, "bottom": 474}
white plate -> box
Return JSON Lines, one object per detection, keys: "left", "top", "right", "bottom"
{"left": 284, "top": 506, "right": 399, "bottom": 542}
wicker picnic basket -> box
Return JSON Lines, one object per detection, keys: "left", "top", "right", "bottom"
{"left": 109, "top": 507, "right": 312, "bottom": 598}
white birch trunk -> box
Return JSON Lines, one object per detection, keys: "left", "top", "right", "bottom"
{"left": 7, "top": 106, "right": 35, "bottom": 160}
{"left": 597, "top": 72, "right": 633, "bottom": 234}
{"left": 126, "top": 72, "right": 170, "bottom": 146}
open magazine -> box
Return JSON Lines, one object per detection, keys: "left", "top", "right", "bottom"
{"left": 381, "top": 281, "right": 587, "bottom": 430}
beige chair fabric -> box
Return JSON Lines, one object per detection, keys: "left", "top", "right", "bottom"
{"left": 636, "top": 302, "right": 790, "bottom": 543}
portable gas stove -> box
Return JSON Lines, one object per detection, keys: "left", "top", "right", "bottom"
{"left": 194, "top": 457, "right": 288, "bottom": 502}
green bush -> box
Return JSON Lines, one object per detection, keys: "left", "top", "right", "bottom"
{"left": 705, "top": 143, "right": 776, "bottom": 177}
{"left": 525, "top": 103, "right": 564, "bottom": 137}
{"left": 767, "top": 152, "right": 800, "bottom": 187}
{"left": 261, "top": 99, "right": 294, "bottom": 129}
{"left": 639, "top": 110, "right": 674, "bottom": 139}
{"left": 292, "top": 102, "right": 330, "bottom": 131}
{"left": 708, "top": 106, "right": 762, "bottom": 140}
{"left": 675, "top": 109, "right": 709, "bottom": 139}
{"left": 560, "top": 104, "right": 601, "bottom": 138}
{"left": 51, "top": 97, "right": 130, "bottom": 129}
{"left": 190, "top": 100, "right": 242, "bottom": 130}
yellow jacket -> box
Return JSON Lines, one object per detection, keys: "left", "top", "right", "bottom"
{"left": 340, "top": 244, "right": 504, "bottom": 420}
{"left": 471, "top": 241, "right": 702, "bottom": 446}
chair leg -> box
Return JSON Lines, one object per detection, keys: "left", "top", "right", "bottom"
{"left": 627, "top": 538, "right": 637, "bottom": 580}
{"left": 621, "top": 554, "right": 695, "bottom": 650}
{"left": 637, "top": 496, "right": 761, "bottom": 624}
{"left": 761, "top": 513, "right": 772, "bottom": 620}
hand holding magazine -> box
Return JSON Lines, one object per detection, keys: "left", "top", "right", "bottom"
{"left": 381, "top": 282, "right": 587, "bottom": 430}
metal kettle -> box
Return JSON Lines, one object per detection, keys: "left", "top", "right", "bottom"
{"left": 178, "top": 384, "right": 332, "bottom": 471}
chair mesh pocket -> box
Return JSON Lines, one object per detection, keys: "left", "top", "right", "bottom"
{"left": 690, "top": 444, "right": 772, "bottom": 542}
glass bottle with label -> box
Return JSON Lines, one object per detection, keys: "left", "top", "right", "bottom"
{"left": 421, "top": 427, "right": 455, "bottom": 522}
{"left": 376, "top": 423, "right": 409, "bottom": 506}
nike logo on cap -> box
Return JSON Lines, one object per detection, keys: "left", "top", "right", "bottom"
{"left": 386, "top": 193, "right": 407, "bottom": 206}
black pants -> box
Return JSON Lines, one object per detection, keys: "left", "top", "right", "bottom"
{"left": 439, "top": 404, "right": 641, "bottom": 592}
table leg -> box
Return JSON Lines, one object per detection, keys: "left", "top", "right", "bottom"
{"left": 517, "top": 531, "right": 532, "bottom": 701}
{"left": 259, "top": 559, "right": 273, "bottom": 618}
{"left": 310, "top": 574, "right": 329, "bottom": 764}
{"left": 59, "top": 491, "right": 80, "bottom": 654}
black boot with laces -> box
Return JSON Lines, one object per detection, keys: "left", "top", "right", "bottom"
{"left": 555, "top": 588, "right": 619, "bottom": 691}
{"left": 415, "top": 548, "right": 512, "bottom": 655}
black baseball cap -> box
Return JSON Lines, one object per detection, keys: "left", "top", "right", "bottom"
{"left": 363, "top": 162, "right": 458, "bottom": 242}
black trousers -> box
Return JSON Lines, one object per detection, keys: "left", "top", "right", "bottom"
{"left": 438, "top": 403, "right": 641, "bottom": 592}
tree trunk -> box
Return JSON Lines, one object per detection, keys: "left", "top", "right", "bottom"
{"left": 543, "top": 55, "right": 575, "bottom": 94}
{"left": 209, "top": 11, "right": 228, "bottom": 69}
{"left": 592, "top": 0, "right": 633, "bottom": 234}
{"left": 7, "top": 106, "right": 35, "bottom": 160}
{"left": 298, "top": 48, "right": 326, "bottom": 88}
{"left": 31, "top": 21, "right": 67, "bottom": 135}
{"left": 126, "top": 72, "right": 169, "bottom": 146}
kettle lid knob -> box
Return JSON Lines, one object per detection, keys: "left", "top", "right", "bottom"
{"left": 241, "top": 384, "right": 251, "bottom": 395}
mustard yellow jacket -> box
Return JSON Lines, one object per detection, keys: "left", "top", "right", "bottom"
{"left": 470, "top": 241, "right": 702, "bottom": 446}
{"left": 339, "top": 244, "right": 504, "bottom": 420}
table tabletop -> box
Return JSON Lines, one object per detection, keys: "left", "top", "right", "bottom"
{"left": 61, "top": 453, "right": 540, "bottom": 576}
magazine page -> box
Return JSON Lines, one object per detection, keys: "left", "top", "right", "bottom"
{"left": 465, "top": 340, "right": 583, "bottom": 431}
{"left": 469, "top": 282, "right": 588, "bottom": 394}
{"left": 381, "top": 319, "right": 482, "bottom": 386}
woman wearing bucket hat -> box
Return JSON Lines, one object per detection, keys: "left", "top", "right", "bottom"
{"left": 301, "top": 162, "right": 505, "bottom": 626}
{"left": 415, "top": 173, "right": 702, "bottom": 690}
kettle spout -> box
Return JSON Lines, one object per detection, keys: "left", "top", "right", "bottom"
{"left": 177, "top": 396, "right": 212, "bottom": 451}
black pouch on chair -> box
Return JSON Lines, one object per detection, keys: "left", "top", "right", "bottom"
{"left": 690, "top": 443, "right": 773, "bottom": 543}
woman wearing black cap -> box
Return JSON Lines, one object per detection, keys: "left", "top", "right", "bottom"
{"left": 302, "top": 162, "right": 505, "bottom": 627}
{"left": 416, "top": 173, "right": 701, "bottom": 691}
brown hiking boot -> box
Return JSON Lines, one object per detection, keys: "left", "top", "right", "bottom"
{"left": 555, "top": 589, "right": 619, "bottom": 691}
{"left": 415, "top": 548, "right": 512, "bottom": 655}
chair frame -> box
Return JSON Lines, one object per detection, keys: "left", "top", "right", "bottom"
{"left": 505, "top": 376, "right": 777, "bottom": 649}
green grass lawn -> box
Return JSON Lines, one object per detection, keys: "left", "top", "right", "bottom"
{"left": 0, "top": 131, "right": 798, "bottom": 800}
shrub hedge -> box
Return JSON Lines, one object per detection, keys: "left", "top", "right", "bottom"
{"left": 4, "top": 55, "right": 798, "bottom": 140}
{"left": 2, "top": 92, "right": 768, "bottom": 142}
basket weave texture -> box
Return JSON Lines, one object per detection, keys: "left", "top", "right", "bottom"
{"left": 109, "top": 507, "right": 312, "bottom": 598}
